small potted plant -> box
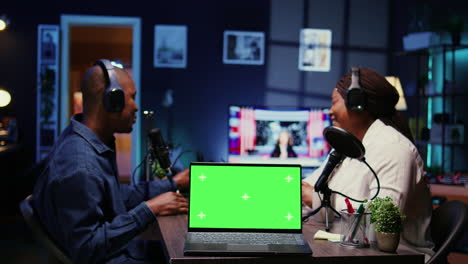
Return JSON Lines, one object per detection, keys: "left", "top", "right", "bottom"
{"left": 369, "top": 197, "right": 405, "bottom": 252}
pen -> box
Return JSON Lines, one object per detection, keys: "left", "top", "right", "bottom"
{"left": 345, "top": 198, "right": 355, "bottom": 213}
{"left": 346, "top": 203, "right": 364, "bottom": 242}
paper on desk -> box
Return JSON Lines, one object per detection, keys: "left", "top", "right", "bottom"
{"left": 314, "top": 230, "right": 341, "bottom": 242}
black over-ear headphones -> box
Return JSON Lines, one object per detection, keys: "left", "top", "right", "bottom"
{"left": 95, "top": 59, "right": 125, "bottom": 112}
{"left": 346, "top": 67, "right": 367, "bottom": 112}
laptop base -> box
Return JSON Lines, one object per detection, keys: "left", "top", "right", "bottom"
{"left": 184, "top": 242, "right": 312, "bottom": 256}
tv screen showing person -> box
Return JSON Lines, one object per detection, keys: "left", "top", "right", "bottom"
{"left": 228, "top": 106, "right": 331, "bottom": 167}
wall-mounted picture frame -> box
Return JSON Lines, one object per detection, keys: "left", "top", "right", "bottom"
{"left": 298, "top": 28, "right": 332, "bottom": 72}
{"left": 40, "top": 27, "right": 59, "bottom": 63}
{"left": 223, "top": 30, "right": 265, "bottom": 65}
{"left": 154, "top": 25, "right": 188, "bottom": 68}
{"left": 36, "top": 24, "right": 60, "bottom": 161}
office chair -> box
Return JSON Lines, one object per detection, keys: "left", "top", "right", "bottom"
{"left": 426, "top": 200, "right": 468, "bottom": 264}
{"left": 19, "top": 195, "right": 74, "bottom": 264}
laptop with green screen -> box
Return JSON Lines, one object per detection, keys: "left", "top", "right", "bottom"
{"left": 184, "top": 162, "right": 312, "bottom": 256}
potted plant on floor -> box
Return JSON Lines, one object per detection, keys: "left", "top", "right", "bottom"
{"left": 369, "top": 197, "right": 405, "bottom": 252}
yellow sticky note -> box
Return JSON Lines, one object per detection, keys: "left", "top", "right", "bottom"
{"left": 314, "top": 230, "right": 341, "bottom": 242}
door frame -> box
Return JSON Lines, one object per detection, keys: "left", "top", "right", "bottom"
{"left": 60, "top": 14, "right": 142, "bottom": 174}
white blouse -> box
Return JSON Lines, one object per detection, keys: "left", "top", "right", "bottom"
{"left": 303, "top": 119, "right": 433, "bottom": 248}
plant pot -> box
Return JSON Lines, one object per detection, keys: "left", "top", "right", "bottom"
{"left": 375, "top": 231, "right": 400, "bottom": 253}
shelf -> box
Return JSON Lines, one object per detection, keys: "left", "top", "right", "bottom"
{"left": 407, "top": 93, "right": 468, "bottom": 98}
{"left": 395, "top": 44, "right": 468, "bottom": 56}
{"left": 399, "top": 40, "right": 467, "bottom": 174}
{"left": 416, "top": 140, "right": 465, "bottom": 146}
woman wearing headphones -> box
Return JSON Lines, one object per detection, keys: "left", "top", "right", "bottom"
{"left": 301, "top": 68, "right": 433, "bottom": 251}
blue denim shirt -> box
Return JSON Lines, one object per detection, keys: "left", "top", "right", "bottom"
{"left": 33, "top": 114, "right": 177, "bottom": 263}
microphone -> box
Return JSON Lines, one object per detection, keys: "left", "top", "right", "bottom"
{"left": 314, "top": 150, "right": 344, "bottom": 193}
{"left": 314, "top": 126, "right": 364, "bottom": 193}
{"left": 316, "top": 126, "right": 380, "bottom": 201}
{"left": 303, "top": 126, "right": 376, "bottom": 226}
{"left": 323, "top": 126, "right": 365, "bottom": 160}
{"left": 148, "top": 128, "right": 172, "bottom": 174}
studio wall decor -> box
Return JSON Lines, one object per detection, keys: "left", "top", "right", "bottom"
{"left": 36, "top": 24, "right": 60, "bottom": 161}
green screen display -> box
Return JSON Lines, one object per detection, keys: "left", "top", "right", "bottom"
{"left": 189, "top": 164, "right": 301, "bottom": 230}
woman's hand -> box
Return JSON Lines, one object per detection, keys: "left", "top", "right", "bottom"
{"left": 301, "top": 181, "right": 314, "bottom": 208}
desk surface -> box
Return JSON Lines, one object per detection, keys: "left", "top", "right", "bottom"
{"left": 147, "top": 214, "right": 424, "bottom": 264}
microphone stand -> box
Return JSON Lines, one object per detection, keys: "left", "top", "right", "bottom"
{"left": 305, "top": 185, "right": 341, "bottom": 232}
{"left": 143, "top": 110, "right": 154, "bottom": 182}
{"left": 302, "top": 150, "right": 343, "bottom": 231}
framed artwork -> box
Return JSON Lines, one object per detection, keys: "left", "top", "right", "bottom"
{"left": 154, "top": 25, "right": 188, "bottom": 68}
{"left": 36, "top": 25, "right": 60, "bottom": 161}
{"left": 298, "top": 29, "right": 332, "bottom": 72}
{"left": 223, "top": 30, "right": 265, "bottom": 65}
{"left": 40, "top": 27, "right": 59, "bottom": 63}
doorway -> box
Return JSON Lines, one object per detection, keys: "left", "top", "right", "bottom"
{"left": 61, "top": 15, "right": 142, "bottom": 183}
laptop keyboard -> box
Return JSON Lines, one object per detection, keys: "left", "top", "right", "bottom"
{"left": 190, "top": 232, "right": 305, "bottom": 245}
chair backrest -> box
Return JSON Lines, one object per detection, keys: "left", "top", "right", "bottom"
{"left": 426, "top": 200, "right": 468, "bottom": 264}
{"left": 19, "top": 195, "right": 74, "bottom": 264}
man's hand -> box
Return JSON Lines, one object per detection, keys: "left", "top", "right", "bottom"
{"left": 145, "top": 192, "right": 188, "bottom": 216}
{"left": 301, "top": 181, "right": 314, "bottom": 208}
{"left": 172, "top": 168, "right": 189, "bottom": 191}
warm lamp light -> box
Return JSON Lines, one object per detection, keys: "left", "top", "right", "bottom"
{"left": 385, "top": 76, "right": 407, "bottom": 111}
{"left": 0, "top": 89, "right": 12, "bottom": 107}
{"left": 0, "top": 15, "right": 10, "bottom": 31}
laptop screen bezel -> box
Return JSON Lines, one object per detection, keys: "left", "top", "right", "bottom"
{"left": 187, "top": 162, "right": 303, "bottom": 233}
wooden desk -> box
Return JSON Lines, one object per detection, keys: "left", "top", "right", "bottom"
{"left": 147, "top": 214, "right": 424, "bottom": 264}
{"left": 430, "top": 184, "right": 468, "bottom": 204}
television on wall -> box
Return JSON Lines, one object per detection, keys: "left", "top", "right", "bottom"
{"left": 228, "top": 105, "right": 331, "bottom": 168}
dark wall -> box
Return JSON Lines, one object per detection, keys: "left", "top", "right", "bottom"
{"left": 1, "top": 0, "right": 270, "bottom": 164}
{"left": 3, "top": 0, "right": 406, "bottom": 170}
{"left": 146, "top": 2, "right": 270, "bottom": 163}
{"left": 0, "top": 0, "right": 416, "bottom": 173}
{"left": 1, "top": 0, "right": 270, "bottom": 214}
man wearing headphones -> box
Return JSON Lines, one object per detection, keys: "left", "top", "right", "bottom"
{"left": 33, "top": 60, "right": 189, "bottom": 263}
{"left": 301, "top": 68, "right": 433, "bottom": 250}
